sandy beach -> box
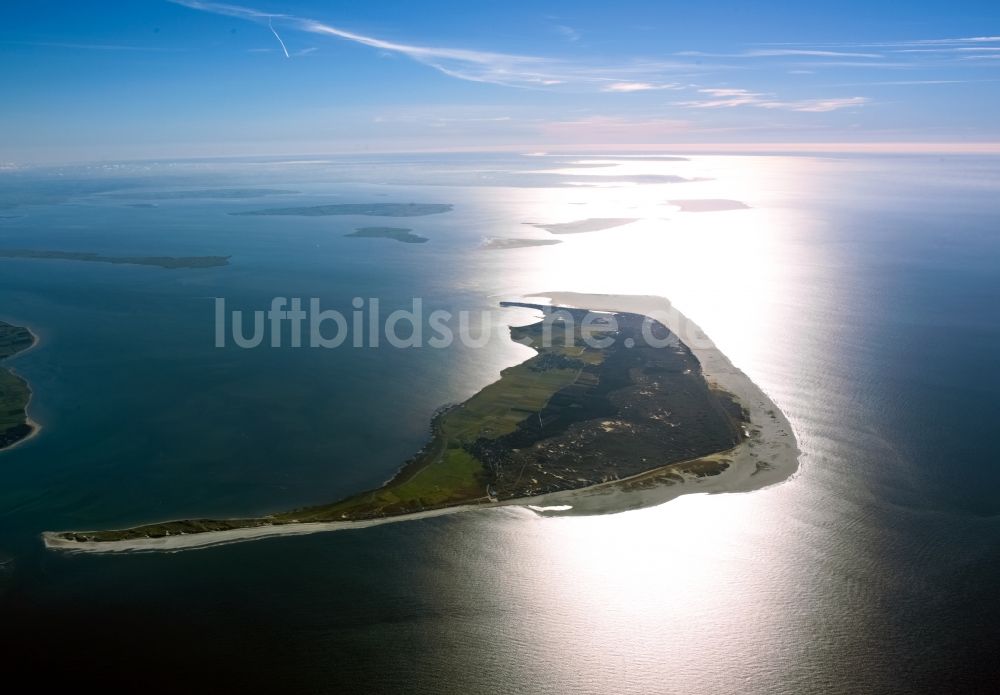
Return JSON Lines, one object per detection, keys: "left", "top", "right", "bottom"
{"left": 43, "top": 293, "right": 799, "bottom": 553}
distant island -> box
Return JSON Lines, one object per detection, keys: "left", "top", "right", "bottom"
{"left": 483, "top": 237, "right": 563, "bottom": 250}
{"left": 558, "top": 175, "right": 708, "bottom": 185}
{"left": 345, "top": 227, "right": 428, "bottom": 244}
{"left": 528, "top": 218, "right": 638, "bottom": 235}
{"left": 0, "top": 322, "right": 38, "bottom": 451}
{"left": 106, "top": 188, "right": 297, "bottom": 200}
{"left": 668, "top": 199, "right": 750, "bottom": 212}
{"left": 0, "top": 249, "right": 230, "bottom": 269}
{"left": 232, "top": 203, "right": 453, "bottom": 217}
{"left": 45, "top": 295, "right": 800, "bottom": 552}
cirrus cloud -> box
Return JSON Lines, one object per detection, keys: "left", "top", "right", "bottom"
{"left": 602, "top": 82, "right": 681, "bottom": 92}
{"left": 679, "top": 88, "right": 868, "bottom": 112}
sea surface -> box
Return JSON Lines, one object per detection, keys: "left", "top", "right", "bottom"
{"left": 0, "top": 153, "right": 998, "bottom": 693}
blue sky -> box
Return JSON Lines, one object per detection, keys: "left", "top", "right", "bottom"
{"left": 2, "top": 0, "right": 999, "bottom": 162}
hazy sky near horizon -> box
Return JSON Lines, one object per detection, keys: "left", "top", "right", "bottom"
{"left": 2, "top": 0, "right": 999, "bottom": 163}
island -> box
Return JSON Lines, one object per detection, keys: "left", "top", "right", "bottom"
{"left": 106, "top": 188, "right": 297, "bottom": 200}
{"left": 527, "top": 218, "right": 638, "bottom": 235}
{"left": 345, "top": 227, "right": 428, "bottom": 244}
{"left": 668, "top": 199, "right": 750, "bottom": 212}
{"left": 44, "top": 294, "right": 800, "bottom": 552}
{"left": 0, "top": 322, "right": 38, "bottom": 451}
{"left": 0, "top": 250, "right": 231, "bottom": 269}
{"left": 558, "top": 175, "right": 707, "bottom": 185}
{"left": 232, "top": 203, "right": 453, "bottom": 217}
{"left": 483, "top": 238, "right": 563, "bottom": 250}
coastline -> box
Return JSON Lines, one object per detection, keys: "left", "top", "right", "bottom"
{"left": 43, "top": 293, "right": 799, "bottom": 553}
{"left": 3, "top": 415, "right": 42, "bottom": 453}
{"left": 0, "top": 324, "right": 41, "bottom": 453}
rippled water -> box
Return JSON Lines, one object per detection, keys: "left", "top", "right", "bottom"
{"left": 0, "top": 154, "right": 998, "bottom": 692}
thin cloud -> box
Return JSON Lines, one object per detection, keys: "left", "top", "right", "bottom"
{"left": 676, "top": 49, "right": 882, "bottom": 58}
{"left": 754, "top": 36, "right": 1000, "bottom": 49}
{"left": 602, "top": 82, "right": 680, "bottom": 92}
{"left": 169, "top": 0, "right": 947, "bottom": 115}
{"left": 758, "top": 96, "right": 869, "bottom": 112}
{"left": 169, "top": 0, "right": 710, "bottom": 89}
{"left": 896, "top": 47, "right": 1000, "bottom": 53}
{"left": 677, "top": 88, "right": 765, "bottom": 108}
{"left": 679, "top": 88, "right": 868, "bottom": 112}
{"left": 833, "top": 79, "right": 978, "bottom": 86}
{"left": 171, "top": 0, "right": 559, "bottom": 86}
{"left": 804, "top": 61, "right": 913, "bottom": 68}
{"left": 554, "top": 25, "right": 580, "bottom": 42}
{"left": 747, "top": 49, "right": 883, "bottom": 58}
{"left": 909, "top": 36, "right": 1000, "bottom": 45}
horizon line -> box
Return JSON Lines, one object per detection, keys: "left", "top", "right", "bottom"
{"left": 5, "top": 141, "right": 1000, "bottom": 168}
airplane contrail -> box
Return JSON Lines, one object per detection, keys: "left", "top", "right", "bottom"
{"left": 268, "top": 16, "right": 290, "bottom": 58}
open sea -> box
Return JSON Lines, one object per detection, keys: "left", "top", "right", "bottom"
{"left": 0, "top": 153, "right": 998, "bottom": 693}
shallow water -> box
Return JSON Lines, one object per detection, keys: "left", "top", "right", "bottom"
{"left": 0, "top": 154, "right": 998, "bottom": 692}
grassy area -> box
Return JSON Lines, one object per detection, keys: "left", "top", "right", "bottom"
{"left": 440, "top": 364, "right": 582, "bottom": 442}
{"left": 282, "top": 448, "right": 486, "bottom": 521}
